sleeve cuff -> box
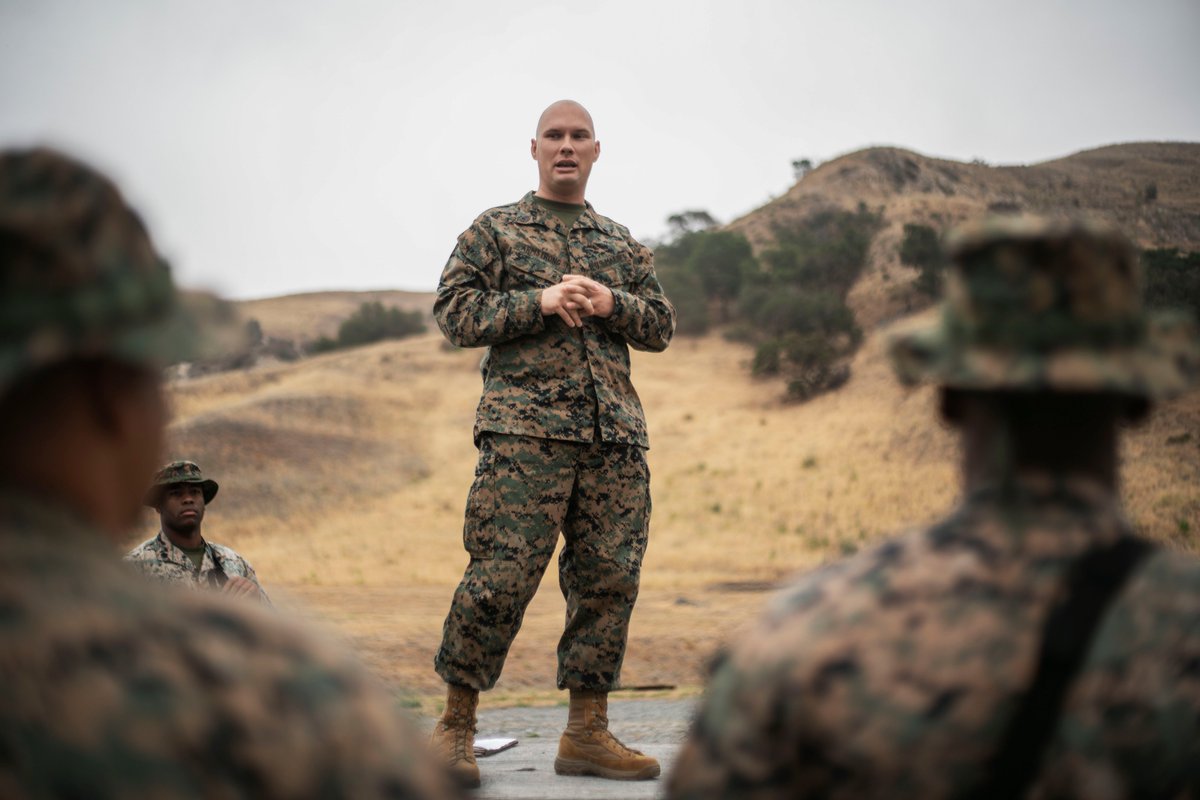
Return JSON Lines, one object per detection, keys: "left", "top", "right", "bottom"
{"left": 514, "top": 288, "right": 547, "bottom": 334}
{"left": 605, "top": 288, "right": 638, "bottom": 331}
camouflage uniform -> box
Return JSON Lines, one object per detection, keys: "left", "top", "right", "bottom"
{"left": 126, "top": 530, "right": 272, "bottom": 603}
{"left": 0, "top": 148, "right": 455, "bottom": 799}
{"left": 1, "top": 493, "right": 454, "bottom": 800}
{"left": 668, "top": 218, "right": 1200, "bottom": 800}
{"left": 434, "top": 192, "right": 675, "bottom": 691}
{"left": 127, "top": 460, "right": 272, "bottom": 604}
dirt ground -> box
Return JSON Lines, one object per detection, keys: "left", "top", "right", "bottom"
{"left": 274, "top": 573, "right": 774, "bottom": 703}
{"left": 155, "top": 325, "right": 1200, "bottom": 709}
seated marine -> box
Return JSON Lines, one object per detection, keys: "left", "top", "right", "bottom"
{"left": 126, "top": 460, "right": 270, "bottom": 603}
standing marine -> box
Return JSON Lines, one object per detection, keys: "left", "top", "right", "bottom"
{"left": 0, "top": 147, "right": 456, "bottom": 799}
{"left": 430, "top": 99, "right": 676, "bottom": 787}
{"left": 667, "top": 216, "right": 1200, "bottom": 799}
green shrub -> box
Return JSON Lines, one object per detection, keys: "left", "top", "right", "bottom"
{"left": 305, "top": 301, "right": 426, "bottom": 355}
{"left": 1143, "top": 248, "right": 1200, "bottom": 322}
{"left": 898, "top": 223, "right": 944, "bottom": 298}
{"left": 338, "top": 301, "right": 425, "bottom": 347}
{"left": 782, "top": 332, "right": 835, "bottom": 370}
{"left": 307, "top": 336, "right": 340, "bottom": 354}
{"left": 654, "top": 205, "right": 881, "bottom": 402}
{"left": 658, "top": 266, "right": 710, "bottom": 336}
{"left": 654, "top": 224, "right": 756, "bottom": 335}
{"left": 752, "top": 340, "right": 782, "bottom": 376}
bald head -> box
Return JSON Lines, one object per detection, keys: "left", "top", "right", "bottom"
{"left": 536, "top": 100, "right": 595, "bottom": 137}
{"left": 530, "top": 100, "right": 601, "bottom": 204}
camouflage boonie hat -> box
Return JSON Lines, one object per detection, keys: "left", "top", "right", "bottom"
{"left": 0, "top": 148, "right": 240, "bottom": 398}
{"left": 889, "top": 216, "right": 1200, "bottom": 398}
{"left": 144, "top": 461, "right": 219, "bottom": 507}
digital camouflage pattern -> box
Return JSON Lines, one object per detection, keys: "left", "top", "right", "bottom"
{"left": 0, "top": 148, "right": 239, "bottom": 392}
{"left": 889, "top": 216, "right": 1200, "bottom": 398}
{"left": 0, "top": 148, "right": 451, "bottom": 798}
{"left": 143, "top": 460, "right": 219, "bottom": 506}
{"left": 126, "top": 530, "right": 272, "bottom": 605}
{"left": 435, "top": 433, "right": 650, "bottom": 691}
{"left": 434, "top": 192, "right": 676, "bottom": 448}
{"left": 435, "top": 191, "right": 671, "bottom": 693}
{"left": 667, "top": 474, "right": 1200, "bottom": 799}
{"left": 0, "top": 492, "right": 457, "bottom": 800}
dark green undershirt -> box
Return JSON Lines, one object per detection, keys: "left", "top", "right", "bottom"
{"left": 179, "top": 543, "right": 206, "bottom": 571}
{"left": 533, "top": 195, "right": 585, "bottom": 232}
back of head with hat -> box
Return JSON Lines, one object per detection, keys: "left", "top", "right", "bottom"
{"left": 0, "top": 148, "right": 454, "bottom": 798}
{"left": 669, "top": 218, "right": 1200, "bottom": 800}
{"left": 0, "top": 147, "right": 238, "bottom": 396}
{"left": 889, "top": 215, "right": 1200, "bottom": 399}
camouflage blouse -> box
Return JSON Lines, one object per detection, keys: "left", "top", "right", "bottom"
{"left": 435, "top": 192, "right": 675, "bottom": 448}
{"left": 0, "top": 492, "right": 456, "bottom": 799}
{"left": 668, "top": 473, "right": 1200, "bottom": 800}
{"left": 126, "top": 529, "right": 271, "bottom": 605}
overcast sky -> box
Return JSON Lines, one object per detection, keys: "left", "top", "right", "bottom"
{"left": 2, "top": 0, "right": 1198, "bottom": 299}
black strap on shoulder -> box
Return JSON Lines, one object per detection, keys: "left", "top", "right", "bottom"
{"left": 972, "top": 535, "right": 1156, "bottom": 800}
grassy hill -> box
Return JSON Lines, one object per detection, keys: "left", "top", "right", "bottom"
{"left": 143, "top": 323, "right": 1200, "bottom": 698}
{"left": 238, "top": 289, "right": 434, "bottom": 343}
{"left": 729, "top": 142, "right": 1200, "bottom": 327}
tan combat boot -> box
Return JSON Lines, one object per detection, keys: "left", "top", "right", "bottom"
{"left": 554, "top": 689, "right": 660, "bottom": 780}
{"left": 430, "top": 683, "right": 481, "bottom": 788}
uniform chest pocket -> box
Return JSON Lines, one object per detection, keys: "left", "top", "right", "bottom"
{"left": 503, "top": 243, "right": 564, "bottom": 289}
{"left": 588, "top": 249, "right": 646, "bottom": 289}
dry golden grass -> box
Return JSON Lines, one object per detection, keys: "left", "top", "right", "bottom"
{"left": 133, "top": 320, "right": 1200, "bottom": 700}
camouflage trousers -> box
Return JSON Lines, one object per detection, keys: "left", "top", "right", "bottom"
{"left": 435, "top": 433, "right": 651, "bottom": 692}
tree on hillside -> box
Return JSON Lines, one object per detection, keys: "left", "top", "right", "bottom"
{"left": 1143, "top": 248, "right": 1200, "bottom": 322}
{"left": 666, "top": 209, "right": 718, "bottom": 239}
{"left": 245, "top": 318, "right": 264, "bottom": 347}
{"left": 737, "top": 206, "right": 881, "bottom": 401}
{"left": 339, "top": 301, "right": 425, "bottom": 346}
{"left": 657, "top": 267, "right": 709, "bottom": 336}
{"left": 656, "top": 204, "right": 882, "bottom": 403}
{"left": 306, "top": 301, "right": 425, "bottom": 354}
{"left": 760, "top": 205, "right": 881, "bottom": 295}
{"left": 898, "top": 223, "right": 944, "bottom": 298}
{"left": 687, "top": 231, "right": 756, "bottom": 322}
{"left": 791, "top": 158, "right": 814, "bottom": 181}
{"left": 655, "top": 211, "right": 758, "bottom": 333}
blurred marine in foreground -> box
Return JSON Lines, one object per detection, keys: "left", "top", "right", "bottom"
{"left": 127, "top": 460, "right": 271, "bottom": 604}
{"left": 668, "top": 217, "right": 1200, "bottom": 799}
{"left": 0, "top": 148, "right": 454, "bottom": 799}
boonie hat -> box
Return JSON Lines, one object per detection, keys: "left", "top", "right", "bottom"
{"left": 889, "top": 215, "right": 1199, "bottom": 398}
{"left": 0, "top": 148, "right": 239, "bottom": 398}
{"left": 144, "top": 460, "right": 219, "bottom": 508}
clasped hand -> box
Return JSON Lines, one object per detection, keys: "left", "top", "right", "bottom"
{"left": 540, "top": 274, "right": 615, "bottom": 328}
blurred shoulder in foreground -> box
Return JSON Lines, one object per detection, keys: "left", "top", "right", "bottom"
{"left": 668, "top": 216, "right": 1200, "bottom": 800}
{"left": 0, "top": 148, "right": 455, "bottom": 799}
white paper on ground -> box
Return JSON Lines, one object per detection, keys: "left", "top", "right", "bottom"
{"left": 474, "top": 737, "right": 519, "bottom": 757}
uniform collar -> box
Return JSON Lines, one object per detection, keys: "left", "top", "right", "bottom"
{"left": 155, "top": 529, "right": 216, "bottom": 572}
{"left": 959, "top": 469, "right": 1131, "bottom": 554}
{"left": 513, "top": 191, "right": 616, "bottom": 235}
